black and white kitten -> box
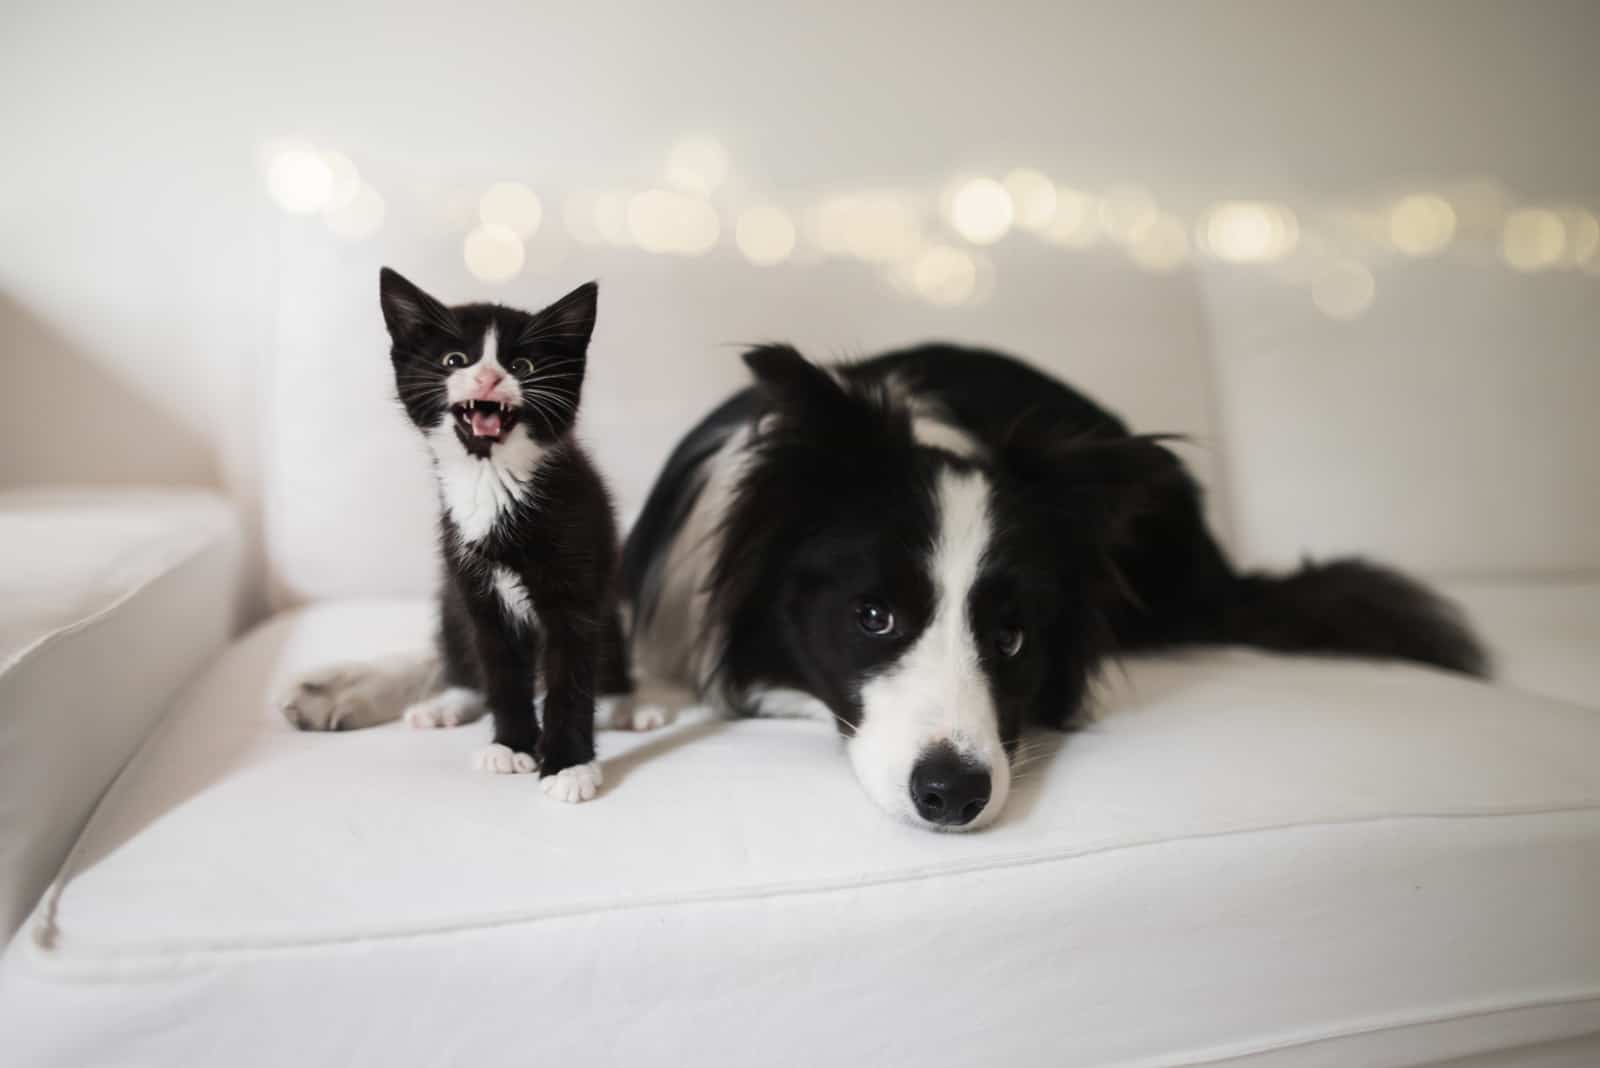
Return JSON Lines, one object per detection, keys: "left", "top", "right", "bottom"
{"left": 374, "top": 267, "right": 631, "bottom": 802}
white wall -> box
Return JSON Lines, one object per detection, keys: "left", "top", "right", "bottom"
{"left": 3, "top": 2, "right": 1597, "bottom": 601}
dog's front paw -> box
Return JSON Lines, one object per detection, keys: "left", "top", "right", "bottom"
{"left": 277, "top": 663, "right": 385, "bottom": 731}
{"left": 403, "top": 687, "right": 486, "bottom": 729}
{"left": 596, "top": 695, "right": 675, "bottom": 732}
{"left": 473, "top": 743, "right": 537, "bottom": 775}
{"left": 541, "top": 762, "right": 603, "bottom": 803}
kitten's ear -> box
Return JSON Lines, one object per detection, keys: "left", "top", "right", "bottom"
{"left": 379, "top": 267, "right": 457, "bottom": 344}
{"left": 530, "top": 281, "right": 598, "bottom": 351}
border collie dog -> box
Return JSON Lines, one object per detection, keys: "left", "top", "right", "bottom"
{"left": 624, "top": 343, "right": 1487, "bottom": 831}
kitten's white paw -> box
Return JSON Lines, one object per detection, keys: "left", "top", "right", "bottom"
{"left": 473, "top": 743, "right": 537, "bottom": 775}
{"left": 277, "top": 663, "right": 387, "bottom": 731}
{"left": 596, "top": 695, "right": 675, "bottom": 732}
{"left": 541, "top": 762, "right": 602, "bottom": 803}
{"left": 403, "top": 687, "right": 485, "bottom": 729}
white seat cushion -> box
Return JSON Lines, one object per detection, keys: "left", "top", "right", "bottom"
{"left": 0, "top": 487, "right": 240, "bottom": 937}
{"left": 4, "top": 600, "right": 1599, "bottom": 1067}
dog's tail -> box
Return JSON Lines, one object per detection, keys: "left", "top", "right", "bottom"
{"left": 1218, "top": 558, "right": 1488, "bottom": 676}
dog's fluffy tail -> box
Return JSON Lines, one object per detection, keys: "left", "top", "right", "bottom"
{"left": 1220, "top": 559, "right": 1489, "bottom": 676}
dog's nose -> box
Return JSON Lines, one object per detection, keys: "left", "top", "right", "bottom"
{"left": 909, "top": 745, "right": 991, "bottom": 826}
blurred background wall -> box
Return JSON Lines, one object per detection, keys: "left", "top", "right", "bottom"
{"left": 2, "top": 1, "right": 1597, "bottom": 605}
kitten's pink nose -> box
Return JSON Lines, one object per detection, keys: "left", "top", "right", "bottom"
{"left": 469, "top": 366, "right": 505, "bottom": 398}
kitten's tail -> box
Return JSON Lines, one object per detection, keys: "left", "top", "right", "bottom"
{"left": 1220, "top": 558, "right": 1489, "bottom": 676}
{"left": 277, "top": 651, "right": 443, "bottom": 731}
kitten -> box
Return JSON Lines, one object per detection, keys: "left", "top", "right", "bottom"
{"left": 375, "top": 267, "right": 631, "bottom": 802}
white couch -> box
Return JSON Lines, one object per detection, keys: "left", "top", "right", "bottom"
{"left": 3, "top": 227, "right": 1598, "bottom": 1066}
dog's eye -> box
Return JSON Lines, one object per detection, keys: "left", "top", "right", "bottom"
{"left": 510, "top": 357, "right": 534, "bottom": 376}
{"left": 995, "top": 626, "right": 1025, "bottom": 658}
{"left": 855, "top": 599, "right": 895, "bottom": 636}
{"left": 441, "top": 351, "right": 468, "bottom": 369}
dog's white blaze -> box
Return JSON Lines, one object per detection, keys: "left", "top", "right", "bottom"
{"left": 911, "top": 416, "right": 981, "bottom": 459}
{"left": 491, "top": 566, "right": 534, "bottom": 626}
{"left": 851, "top": 469, "right": 1009, "bottom": 829}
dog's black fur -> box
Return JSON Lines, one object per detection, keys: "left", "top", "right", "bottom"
{"left": 380, "top": 268, "right": 630, "bottom": 779}
{"left": 626, "top": 342, "right": 1486, "bottom": 753}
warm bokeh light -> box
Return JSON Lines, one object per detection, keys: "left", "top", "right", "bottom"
{"left": 1003, "top": 169, "right": 1057, "bottom": 231}
{"left": 1312, "top": 260, "right": 1375, "bottom": 319}
{"left": 913, "top": 244, "right": 978, "bottom": 305}
{"left": 1043, "top": 186, "right": 1099, "bottom": 248}
{"left": 323, "top": 184, "right": 385, "bottom": 241}
{"left": 479, "top": 181, "right": 543, "bottom": 238}
{"left": 664, "top": 135, "right": 730, "bottom": 196}
{"left": 463, "top": 224, "right": 526, "bottom": 283}
{"left": 852, "top": 195, "right": 921, "bottom": 262}
{"left": 628, "top": 189, "right": 719, "bottom": 255}
{"left": 1389, "top": 194, "right": 1456, "bottom": 256}
{"left": 593, "top": 191, "right": 632, "bottom": 246}
{"left": 1502, "top": 208, "right": 1566, "bottom": 271}
{"left": 1127, "top": 213, "right": 1189, "bottom": 273}
{"left": 266, "top": 145, "right": 334, "bottom": 214}
{"left": 1098, "top": 185, "right": 1158, "bottom": 244}
{"left": 1202, "top": 201, "right": 1298, "bottom": 263}
{"left": 321, "top": 151, "right": 361, "bottom": 211}
{"left": 1563, "top": 209, "right": 1598, "bottom": 267}
{"left": 948, "top": 179, "right": 1014, "bottom": 245}
{"left": 735, "top": 204, "right": 797, "bottom": 266}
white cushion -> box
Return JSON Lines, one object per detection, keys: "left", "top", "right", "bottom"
{"left": 5, "top": 600, "right": 1598, "bottom": 1067}
{"left": 1443, "top": 578, "right": 1600, "bottom": 709}
{"left": 264, "top": 222, "right": 1225, "bottom": 603}
{"left": 0, "top": 487, "right": 240, "bottom": 937}
{"left": 1203, "top": 263, "right": 1600, "bottom": 577}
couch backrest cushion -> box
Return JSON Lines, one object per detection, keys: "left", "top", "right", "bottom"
{"left": 263, "top": 214, "right": 1225, "bottom": 604}
{"left": 1203, "top": 263, "right": 1600, "bottom": 579}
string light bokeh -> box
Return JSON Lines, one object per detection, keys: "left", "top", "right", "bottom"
{"left": 261, "top": 134, "right": 1600, "bottom": 320}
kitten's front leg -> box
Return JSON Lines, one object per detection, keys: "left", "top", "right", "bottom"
{"left": 537, "top": 616, "right": 602, "bottom": 803}
{"left": 468, "top": 611, "right": 542, "bottom": 775}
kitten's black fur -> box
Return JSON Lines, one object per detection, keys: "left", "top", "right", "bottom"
{"left": 379, "top": 267, "right": 630, "bottom": 781}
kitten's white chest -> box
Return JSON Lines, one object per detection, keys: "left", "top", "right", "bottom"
{"left": 427, "top": 423, "right": 546, "bottom": 543}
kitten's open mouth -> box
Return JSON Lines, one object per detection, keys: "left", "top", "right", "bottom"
{"left": 452, "top": 400, "right": 519, "bottom": 442}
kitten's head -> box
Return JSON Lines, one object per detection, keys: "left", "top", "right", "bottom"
{"left": 378, "top": 267, "right": 597, "bottom": 458}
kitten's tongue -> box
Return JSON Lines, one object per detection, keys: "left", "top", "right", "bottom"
{"left": 469, "top": 409, "right": 503, "bottom": 438}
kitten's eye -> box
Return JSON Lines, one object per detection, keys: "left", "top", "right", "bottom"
{"left": 995, "top": 626, "right": 1025, "bottom": 658}
{"left": 855, "top": 598, "right": 895, "bottom": 637}
{"left": 441, "top": 351, "right": 468, "bottom": 369}
{"left": 510, "top": 357, "right": 534, "bottom": 376}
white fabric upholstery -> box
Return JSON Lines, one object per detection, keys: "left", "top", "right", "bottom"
{"left": 0, "top": 488, "right": 241, "bottom": 937}
{"left": 1202, "top": 263, "right": 1600, "bottom": 577}
{"left": 5, "top": 600, "right": 1597, "bottom": 1067}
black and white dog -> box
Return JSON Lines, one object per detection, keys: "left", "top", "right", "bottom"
{"left": 624, "top": 343, "right": 1487, "bottom": 831}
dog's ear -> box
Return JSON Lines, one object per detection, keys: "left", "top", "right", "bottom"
{"left": 742, "top": 344, "right": 842, "bottom": 415}
{"left": 1001, "top": 421, "right": 1189, "bottom": 550}
{"left": 741, "top": 344, "right": 913, "bottom": 448}
{"left": 379, "top": 267, "right": 460, "bottom": 346}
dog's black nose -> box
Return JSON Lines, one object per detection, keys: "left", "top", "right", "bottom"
{"left": 909, "top": 745, "right": 991, "bottom": 826}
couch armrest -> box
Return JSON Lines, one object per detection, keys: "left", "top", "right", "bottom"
{"left": 0, "top": 488, "right": 242, "bottom": 938}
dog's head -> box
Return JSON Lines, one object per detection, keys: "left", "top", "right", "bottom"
{"left": 711, "top": 345, "right": 1174, "bottom": 831}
